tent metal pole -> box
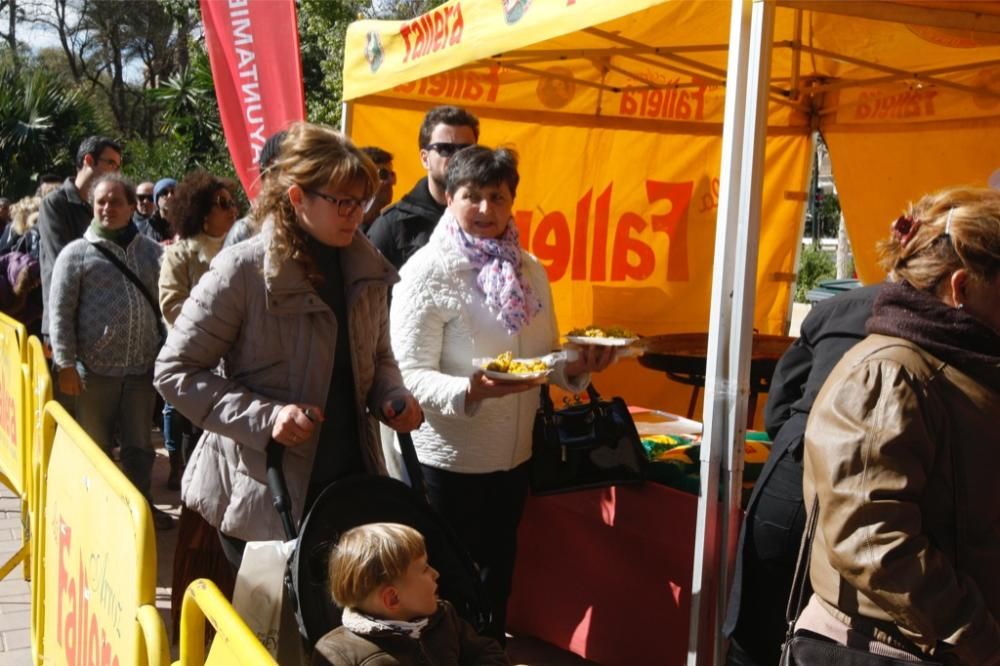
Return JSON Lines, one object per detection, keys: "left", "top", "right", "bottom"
{"left": 686, "top": 0, "right": 750, "bottom": 663}
{"left": 720, "top": 2, "right": 776, "bottom": 662}
{"left": 341, "top": 101, "right": 353, "bottom": 135}
{"left": 686, "top": 1, "right": 774, "bottom": 664}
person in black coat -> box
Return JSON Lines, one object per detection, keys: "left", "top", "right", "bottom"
{"left": 724, "top": 283, "right": 882, "bottom": 665}
{"left": 366, "top": 105, "right": 479, "bottom": 270}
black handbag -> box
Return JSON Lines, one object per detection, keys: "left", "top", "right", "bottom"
{"left": 530, "top": 383, "right": 647, "bottom": 495}
{"left": 779, "top": 498, "right": 941, "bottom": 665}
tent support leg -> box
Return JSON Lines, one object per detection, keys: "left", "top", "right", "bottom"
{"left": 686, "top": 1, "right": 775, "bottom": 664}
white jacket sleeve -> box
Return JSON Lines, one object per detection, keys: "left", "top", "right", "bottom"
{"left": 391, "top": 270, "right": 474, "bottom": 418}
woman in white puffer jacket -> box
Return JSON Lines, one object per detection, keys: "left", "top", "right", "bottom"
{"left": 390, "top": 146, "right": 613, "bottom": 642}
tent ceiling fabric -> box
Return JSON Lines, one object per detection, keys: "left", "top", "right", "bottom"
{"left": 345, "top": 0, "right": 1000, "bottom": 286}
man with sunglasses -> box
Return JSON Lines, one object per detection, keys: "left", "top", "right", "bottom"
{"left": 38, "top": 135, "right": 123, "bottom": 347}
{"left": 367, "top": 105, "right": 479, "bottom": 270}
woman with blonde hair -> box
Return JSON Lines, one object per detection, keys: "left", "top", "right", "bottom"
{"left": 0, "top": 196, "right": 42, "bottom": 258}
{"left": 796, "top": 187, "right": 1000, "bottom": 664}
{"left": 154, "top": 122, "right": 422, "bottom": 567}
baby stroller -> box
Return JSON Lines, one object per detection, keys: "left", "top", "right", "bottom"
{"left": 265, "top": 422, "right": 490, "bottom": 651}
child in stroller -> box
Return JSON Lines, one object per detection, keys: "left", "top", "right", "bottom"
{"left": 312, "top": 523, "right": 508, "bottom": 666}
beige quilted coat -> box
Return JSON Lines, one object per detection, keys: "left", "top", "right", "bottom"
{"left": 154, "top": 228, "right": 410, "bottom": 541}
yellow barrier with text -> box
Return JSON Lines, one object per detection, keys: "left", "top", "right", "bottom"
{"left": 0, "top": 313, "right": 26, "bottom": 496}
{"left": 28, "top": 335, "right": 52, "bottom": 663}
{"left": 0, "top": 313, "right": 29, "bottom": 584}
{"left": 40, "top": 402, "right": 169, "bottom": 666}
{"left": 176, "top": 579, "right": 277, "bottom": 666}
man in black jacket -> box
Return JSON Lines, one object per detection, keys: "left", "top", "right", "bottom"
{"left": 724, "top": 283, "right": 883, "bottom": 665}
{"left": 38, "top": 135, "right": 122, "bottom": 340}
{"left": 367, "top": 105, "right": 479, "bottom": 270}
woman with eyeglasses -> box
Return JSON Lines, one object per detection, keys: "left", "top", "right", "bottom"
{"left": 794, "top": 188, "right": 1000, "bottom": 664}
{"left": 154, "top": 122, "right": 422, "bottom": 569}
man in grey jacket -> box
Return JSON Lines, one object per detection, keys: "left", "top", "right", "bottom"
{"left": 38, "top": 135, "right": 122, "bottom": 341}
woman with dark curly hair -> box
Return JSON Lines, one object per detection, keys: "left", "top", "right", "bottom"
{"left": 159, "top": 170, "right": 239, "bottom": 488}
{"left": 154, "top": 122, "right": 422, "bottom": 568}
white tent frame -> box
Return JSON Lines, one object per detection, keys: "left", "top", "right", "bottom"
{"left": 692, "top": 1, "right": 1000, "bottom": 663}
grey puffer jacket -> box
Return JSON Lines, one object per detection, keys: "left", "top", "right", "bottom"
{"left": 154, "top": 228, "right": 411, "bottom": 542}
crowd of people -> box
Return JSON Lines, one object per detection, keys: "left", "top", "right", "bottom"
{"left": 1, "top": 102, "right": 998, "bottom": 664}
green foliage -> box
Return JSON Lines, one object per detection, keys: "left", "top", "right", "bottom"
{"left": 816, "top": 191, "right": 841, "bottom": 238}
{"left": 298, "top": 0, "right": 447, "bottom": 127}
{"left": 0, "top": 63, "right": 103, "bottom": 198}
{"left": 794, "top": 244, "right": 836, "bottom": 303}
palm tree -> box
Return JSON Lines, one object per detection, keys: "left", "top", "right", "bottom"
{"left": 0, "top": 64, "right": 102, "bottom": 198}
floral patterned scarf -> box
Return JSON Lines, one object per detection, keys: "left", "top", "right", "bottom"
{"left": 444, "top": 209, "right": 542, "bottom": 334}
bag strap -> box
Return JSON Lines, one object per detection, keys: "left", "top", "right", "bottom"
{"left": 539, "top": 382, "right": 601, "bottom": 416}
{"left": 784, "top": 495, "right": 819, "bottom": 644}
{"left": 90, "top": 241, "right": 167, "bottom": 342}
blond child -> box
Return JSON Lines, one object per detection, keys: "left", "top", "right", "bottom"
{"left": 311, "top": 522, "right": 509, "bottom": 665}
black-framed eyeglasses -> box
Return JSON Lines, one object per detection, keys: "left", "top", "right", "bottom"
{"left": 214, "top": 197, "right": 237, "bottom": 210}
{"left": 307, "top": 190, "right": 373, "bottom": 216}
{"left": 96, "top": 156, "right": 121, "bottom": 170}
{"left": 425, "top": 142, "right": 473, "bottom": 158}
{"left": 137, "top": 194, "right": 153, "bottom": 203}
{"left": 377, "top": 167, "right": 396, "bottom": 182}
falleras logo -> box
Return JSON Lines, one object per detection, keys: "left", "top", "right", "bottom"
{"left": 502, "top": 0, "right": 530, "bottom": 24}
{"left": 365, "top": 30, "right": 384, "bottom": 73}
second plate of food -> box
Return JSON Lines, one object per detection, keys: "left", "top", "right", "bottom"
{"left": 565, "top": 325, "right": 638, "bottom": 347}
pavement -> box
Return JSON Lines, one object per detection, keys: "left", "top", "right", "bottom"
{"left": 0, "top": 487, "right": 33, "bottom": 666}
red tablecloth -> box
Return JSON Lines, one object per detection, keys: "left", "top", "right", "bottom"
{"left": 508, "top": 483, "right": 710, "bottom": 665}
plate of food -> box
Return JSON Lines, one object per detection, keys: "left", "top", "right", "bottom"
{"left": 475, "top": 351, "right": 553, "bottom": 382}
{"left": 565, "top": 325, "right": 639, "bottom": 347}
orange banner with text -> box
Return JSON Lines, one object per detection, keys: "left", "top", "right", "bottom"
{"left": 349, "top": 102, "right": 811, "bottom": 407}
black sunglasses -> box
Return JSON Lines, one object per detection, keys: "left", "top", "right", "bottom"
{"left": 425, "top": 142, "right": 473, "bottom": 158}
{"left": 214, "top": 197, "right": 237, "bottom": 210}
{"left": 137, "top": 194, "right": 153, "bottom": 202}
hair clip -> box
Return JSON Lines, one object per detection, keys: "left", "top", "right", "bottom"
{"left": 944, "top": 207, "right": 955, "bottom": 236}
{"left": 891, "top": 214, "right": 922, "bottom": 247}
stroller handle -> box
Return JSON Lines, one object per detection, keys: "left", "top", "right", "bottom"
{"left": 265, "top": 439, "right": 298, "bottom": 540}
{"left": 265, "top": 399, "right": 429, "bottom": 541}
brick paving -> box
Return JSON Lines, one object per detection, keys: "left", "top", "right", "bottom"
{"left": 0, "top": 486, "right": 33, "bottom": 666}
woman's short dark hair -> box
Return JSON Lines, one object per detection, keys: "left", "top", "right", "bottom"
{"left": 445, "top": 146, "right": 519, "bottom": 198}
{"left": 169, "top": 170, "right": 237, "bottom": 239}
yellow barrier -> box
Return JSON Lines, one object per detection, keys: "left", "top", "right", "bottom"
{"left": 176, "top": 579, "right": 277, "bottom": 666}
{"left": 0, "top": 313, "right": 29, "bottom": 584}
{"left": 28, "top": 335, "right": 51, "bottom": 663}
{"left": 39, "top": 401, "right": 169, "bottom": 666}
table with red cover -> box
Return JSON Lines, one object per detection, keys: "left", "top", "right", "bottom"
{"left": 508, "top": 482, "right": 711, "bottom": 665}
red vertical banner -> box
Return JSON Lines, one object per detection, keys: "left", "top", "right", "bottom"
{"left": 200, "top": 0, "right": 305, "bottom": 198}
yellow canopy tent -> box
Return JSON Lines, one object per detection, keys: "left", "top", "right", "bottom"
{"left": 342, "top": 1, "right": 1000, "bottom": 661}
{"left": 343, "top": 0, "right": 1000, "bottom": 407}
